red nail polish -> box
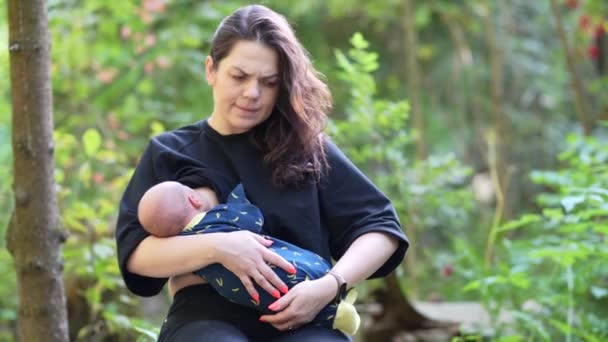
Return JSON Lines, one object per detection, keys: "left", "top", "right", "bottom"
{"left": 272, "top": 290, "right": 280, "bottom": 299}
{"left": 259, "top": 317, "right": 266, "bottom": 322}
{"left": 268, "top": 303, "right": 277, "bottom": 311}
{"left": 289, "top": 266, "right": 296, "bottom": 274}
{"left": 280, "top": 285, "right": 288, "bottom": 294}
{"left": 252, "top": 293, "right": 260, "bottom": 302}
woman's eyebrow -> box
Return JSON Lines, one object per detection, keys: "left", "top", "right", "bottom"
{"left": 232, "top": 66, "right": 278, "bottom": 79}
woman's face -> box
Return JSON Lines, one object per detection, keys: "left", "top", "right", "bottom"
{"left": 206, "top": 40, "right": 280, "bottom": 135}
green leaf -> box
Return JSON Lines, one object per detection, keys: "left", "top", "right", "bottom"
{"left": 497, "top": 214, "right": 542, "bottom": 233}
{"left": 150, "top": 120, "right": 165, "bottom": 137}
{"left": 350, "top": 32, "right": 369, "bottom": 50}
{"left": 414, "top": 7, "right": 432, "bottom": 27}
{"left": 82, "top": 128, "right": 102, "bottom": 157}
{"left": 495, "top": 335, "right": 524, "bottom": 342}
{"left": 561, "top": 195, "right": 586, "bottom": 213}
{"left": 462, "top": 279, "right": 481, "bottom": 292}
{"left": 549, "top": 319, "right": 573, "bottom": 335}
{"left": 542, "top": 208, "right": 564, "bottom": 220}
{"left": 590, "top": 286, "right": 608, "bottom": 299}
{"left": 93, "top": 243, "right": 115, "bottom": 259}
{"left": 511, "top": 311, "right": 550, "bottom": 341}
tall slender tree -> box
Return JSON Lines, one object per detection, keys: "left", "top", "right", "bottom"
{"left": 6, "top": 0, "right": 69, "bottom": 340}
{"left": 402, "top": 0, "right": 424, "bottom": 298}
{"left": 482, "top": 0, "right": 511, "bottom": 265}
{"left": 403, "top": 0, "right": 427, "bottom": 161}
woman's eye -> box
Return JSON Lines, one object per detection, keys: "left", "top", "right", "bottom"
{"left": 263, "top": 80, "right": 278, "bottom": 87}
{"left": 232, "top": 74, "right": 246, "bottom": 81}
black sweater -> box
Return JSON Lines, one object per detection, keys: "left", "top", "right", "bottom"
{"left": 115, "top": 119, "right": 409, "bottom": 297}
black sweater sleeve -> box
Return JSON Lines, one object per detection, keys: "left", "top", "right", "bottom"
{"left": 115, "top": 133, "right": 218, "bottom": 297}
{"left": 319, "top": 141, "right": 409, "bottom": 278}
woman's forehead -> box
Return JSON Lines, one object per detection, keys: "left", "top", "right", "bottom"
{"left": 220, "top": 40, "right": 278, "bottom": 75}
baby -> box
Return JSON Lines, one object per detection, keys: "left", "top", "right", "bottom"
{"left": 137, "top": 181, "right": 360, "bottom": 335}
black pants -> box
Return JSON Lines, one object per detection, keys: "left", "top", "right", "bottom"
{"left": 158, "top": 284, "right": 352, "bottom": 342}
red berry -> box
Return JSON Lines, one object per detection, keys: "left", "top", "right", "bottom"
{"left": 579, "top": 15, "right": 590, "bottom": 30}
{"left": 93, "top": 173, "right": 105, "bottom": 185}
{"left": 442, "top": 264, "right": 454, "bottom": 277}
{"left": 593, "top": 25, "right": 605, "bottom": 39}
{"left": 565, "top": 0, "right": 578, "bottom": 9}
{"left": 588, "top": 45, "right": 599, "bottom": 59}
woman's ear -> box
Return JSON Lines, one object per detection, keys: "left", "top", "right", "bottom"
{"left": 205, "top": 56, "right": 216, "bottom": 86}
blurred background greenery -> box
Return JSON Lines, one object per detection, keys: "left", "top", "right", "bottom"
{"left": 1, "top": 0, "right": 607, "bottom": 341}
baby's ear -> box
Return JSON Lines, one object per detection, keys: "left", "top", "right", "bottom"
{"left": 187, "top": 194, "right": 203, "bottom": 209}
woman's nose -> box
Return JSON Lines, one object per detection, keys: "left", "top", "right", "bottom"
{"left": 243, "top": 81, "right": 260, "bottom": 99}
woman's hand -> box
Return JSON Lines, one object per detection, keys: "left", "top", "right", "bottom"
{"left": 259, "top": 275, "right": 338, "bottom": 331}
{"left": 213, "top": 231, "right": 296, "bottom": 302}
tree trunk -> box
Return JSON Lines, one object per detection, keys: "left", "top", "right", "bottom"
{"left": 482, "top": 0, "right": 512, "bottom": 237}
{"left": 401, "top": 0, "right": 426, "bottom": 300}
{"left": 6, "top": 0, "right": 70, "bottom": 341}
{"left": 363, "top": 272, "right": 450, "bottom": 341}
{"left": 403, "top": 0, "right": 427, "bottom": 160}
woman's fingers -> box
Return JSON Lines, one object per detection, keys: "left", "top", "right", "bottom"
{"left": 251, "top": 270, "right": 282, "bottom": 300}
{"left": 259, "top": 263, "right": 289, "bottom": 294}
{"left": 239, "top": 275, "right": 260, "bottom": 303}
{"left": 260, "top": 298, "right": 298, "bottom": 331}
{"left": 252, "top": 234, "right": 274, "bottom": 247}
{"left": 266, "top": 291, "right": 294, "bottom": 312}
{"left": 263, "top": 248, "right": 296, "bottom": 275}
{"left": 221, "top": 232, "right": 294, "bottom": 300}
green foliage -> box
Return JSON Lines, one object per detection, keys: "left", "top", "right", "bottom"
{"left": 462, "top": 133, "right": 608, "bottom": 341}
{"left": 54, "top": 126, "right": 153, "bottom": 340}
{"left": 330, "top": 33, "right": 476, "bottom": 300}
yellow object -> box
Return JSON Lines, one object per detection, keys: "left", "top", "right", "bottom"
{"left": 332, "top": 288, "right": 360, "bottom": 335}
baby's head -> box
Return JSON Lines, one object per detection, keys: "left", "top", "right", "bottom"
{"left": 138, "top": 181, "right": 209, "bottom": 237}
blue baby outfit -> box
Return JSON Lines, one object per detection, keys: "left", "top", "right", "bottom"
{"left": 180, "top": 184, "right": 339, "bottom": 326}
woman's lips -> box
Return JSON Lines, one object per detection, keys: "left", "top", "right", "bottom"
{"left": 235, "top": 105, "right": 259, "bottom": 112}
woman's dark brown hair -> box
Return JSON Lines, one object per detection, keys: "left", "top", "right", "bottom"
{"left": 209, "top": 5, "right": 332, "bottom": 187}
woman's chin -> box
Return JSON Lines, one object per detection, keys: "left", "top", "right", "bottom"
{"left": 227, "top": 119, "right": 257, "bottom": 134}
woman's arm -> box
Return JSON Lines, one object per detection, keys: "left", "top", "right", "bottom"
{"left": 128, "top": 186, "right": 295, "bottom": 300}
{"left": 127, "top": 186, "right": 221, "bottom": 277}
{"left": 116, "top": 136, "right": 294, "bottom": 297}
{"left": 259, "top": 231, "right": 399, "bottom": 331}
{"left": 128, "top": 229, "right": 295, "bottom": 298}
{"left": 260, "top": 141, "right": 407, "bottom": 330}
{"left": 127, "top": 234, "right": 221, "bottom": 277}
{"left": 326, "top": 231, "right": 399, "bottom": 289}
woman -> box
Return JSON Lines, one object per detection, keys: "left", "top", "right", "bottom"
{"left": 116, "top": 4, "right": 408, "bottom": 341}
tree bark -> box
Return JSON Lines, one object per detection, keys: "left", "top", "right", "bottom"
{"left": 401, "top": 0, "right": 425, "bottom": 300}
{"left": 6, "top": 0, "right": 70, "bottom": 341}
{"left": 403, "top": 0, "right": 427, "bottom": 160}
{"left": 482, "top": 0, "right": 513, "bottom": 228}
{"left": 363, "top": 272, "right": 450, "bottom": 341}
